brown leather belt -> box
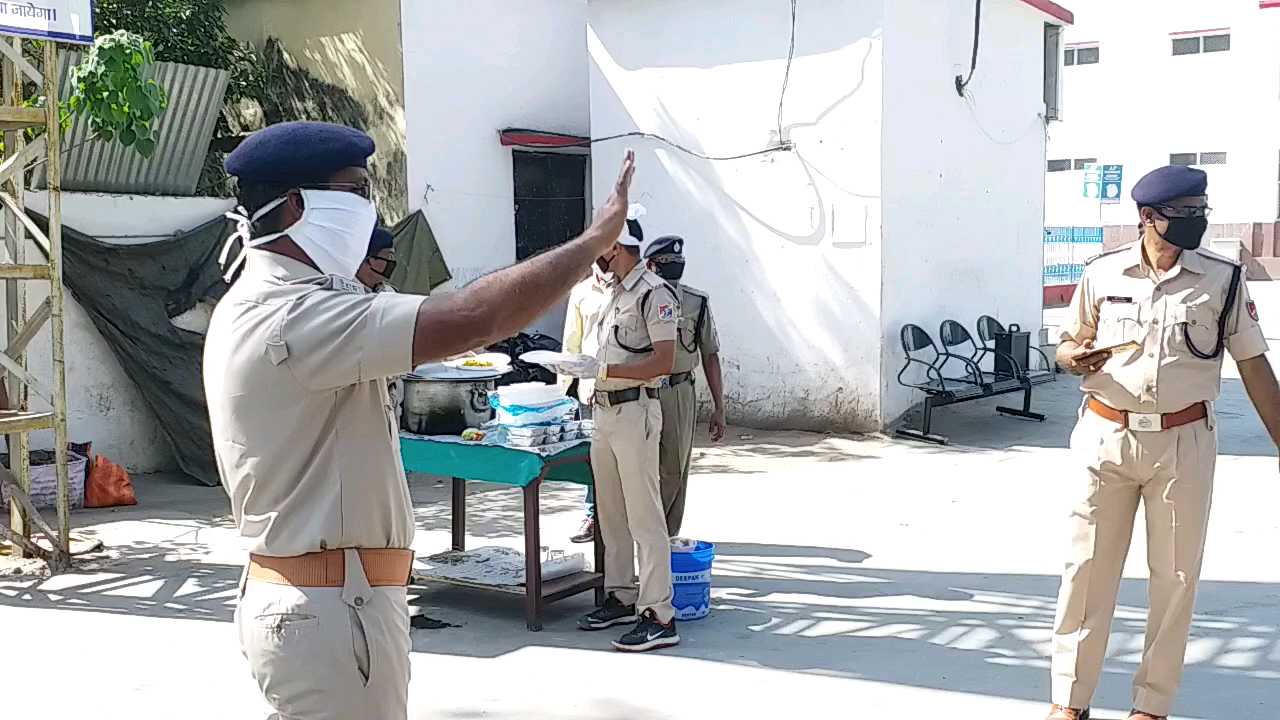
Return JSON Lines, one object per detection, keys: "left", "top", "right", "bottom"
{"left": 248, "top": 548, "right": 413, "bottom": 588}
{"left": 1087, "top": 397, "right": 1207, "bottom": 431}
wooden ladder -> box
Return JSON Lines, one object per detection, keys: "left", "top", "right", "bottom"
{"left": 0, "top": 38, "right": 72, "bottom": 572}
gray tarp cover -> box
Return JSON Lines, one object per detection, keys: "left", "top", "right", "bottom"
{"left": 41, "top": 210, "right": 450, "bottom": 487}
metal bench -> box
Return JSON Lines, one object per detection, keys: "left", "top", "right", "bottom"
{"left": 896, "top": 323, "right": 1044, "bottom": 445}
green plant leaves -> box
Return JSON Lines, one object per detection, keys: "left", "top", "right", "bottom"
{"left": 62, "top": 30, "right": 167, "bottom": 159}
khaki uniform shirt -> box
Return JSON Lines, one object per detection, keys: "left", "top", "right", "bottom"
{"left": 670, "top": 284, "right": 721, "bottom": 375}
{"left": 595, "top": 264, "right": 678, "bottom": 392}
{"left": 204, "top": 251, "right": 426, "bottom": 557}
{"left": 561, "top": 275, "right": 612, "bottom": 403}
{"left": 377, "top": 283, "right": 406, "bottom": 418}
{"left": 1060, "top": 242, "right": 1269, "bottom": 413}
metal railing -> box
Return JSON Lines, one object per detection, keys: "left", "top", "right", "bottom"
{"left": 1043, "top": 226, "right": 1103, "bottom": 286}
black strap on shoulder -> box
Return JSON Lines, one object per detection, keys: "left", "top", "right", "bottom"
{"left": 1184, "top": 263, "right": 1242, "bottom": 360}
{"left": 615, "top": 288, "right": 657, "bottom": 354}
{"left": 639, "top": 287, "right": 656, "bottom": 317}
{"left": 679, "top": 294, "right": 708, "bottom": 354}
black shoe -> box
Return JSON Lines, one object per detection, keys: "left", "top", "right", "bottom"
{"left": 612, "top": 609, "right": 680, "bottom": 652}
{"left": 570, "top": 517, "right": 595, "bottom": 544}
{"left": 578, "top": 593, "right": 636, "bottom": 630}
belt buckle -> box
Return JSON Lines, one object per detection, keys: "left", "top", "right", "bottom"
{"left": 659, "top": 376, "right": 671, "bottom": 389}
{"left": 1127, "top": 412, "right": 1161, "bottom": 432}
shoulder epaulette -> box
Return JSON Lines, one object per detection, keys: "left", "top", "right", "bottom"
{"left": 1084, "top": 243, "right": 1131, "bottom": 265}
{"left": 1194, "top": 248, "right": 1240, "bottom": 268}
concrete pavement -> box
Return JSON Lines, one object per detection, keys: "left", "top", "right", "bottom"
{"left": 2, "top": 370, "right": 1277, "bottom": 719}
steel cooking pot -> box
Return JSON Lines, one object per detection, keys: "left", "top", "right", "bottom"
{"left": 400, "top": 364, "right": 502, "bottom": 435}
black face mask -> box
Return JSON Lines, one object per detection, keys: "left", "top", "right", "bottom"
{"left": 1158, "top": 216, "right": 1209, "bottom": 250}
{"left": 652, "top": 259, "right": 685, "bottom": 283}
{"left": 595, "top": 251, "right": 615, "bottom": 275}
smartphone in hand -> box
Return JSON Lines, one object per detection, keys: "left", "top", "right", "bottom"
{"left": 1076, "top": 340, "right": 1140, "bottom": 366}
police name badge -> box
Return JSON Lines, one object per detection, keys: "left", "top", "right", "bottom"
{"left": 325, "top": 275, "right": 369, "bottom": 295}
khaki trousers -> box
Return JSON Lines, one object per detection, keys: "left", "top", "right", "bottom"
{"left": 236, "top": 548, "right": 411, "bottom": 720}
{"left": 1050, "top": 406, "right": 1216, "bottom": 717}
{"left": 590, "top": 395, "right": 675, "bottom": 622}
{"left": 658, "top": 379, "right": 697, "bottom": 537}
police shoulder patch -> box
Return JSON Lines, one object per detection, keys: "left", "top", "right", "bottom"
{"left": 657, "top": 303, "right": 674, "bottom": 321}
{"left": 1248, "top": 300, "right": 1259, "bottom": 321}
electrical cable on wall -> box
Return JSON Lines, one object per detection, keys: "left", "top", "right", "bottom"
{"left": 503, "top": 130, "right": 786, "bottom": 161}
{"left": 506, "top": 0, "right": 799, "bottom": 161}
{"left": 954, "top": 0, "right": 982, "bottom": 96}
{"left": 963, "top": 91, "right": 1047, "bottom": 146}
{"left": 777, "top": 0, "right": 798, "bottom": 141}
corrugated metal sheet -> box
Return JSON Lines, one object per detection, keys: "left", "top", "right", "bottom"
{"left": 33, "top": 52, "right": 229, "bottom": 196}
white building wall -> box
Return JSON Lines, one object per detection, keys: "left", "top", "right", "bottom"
{"left": 1046, "top": 0, "right": 1280, "bottom": 226}
{"left": 17, "top": 192, "right": 234, "bottom": 473}
{"left": 880, "top": 0, "right": 1052, "bottom": 425}
{"left": 589, "top": 0, "right": 885, "bottom": 431}
{"left": 399, "top": 0, "right": 589, "bottom": 338}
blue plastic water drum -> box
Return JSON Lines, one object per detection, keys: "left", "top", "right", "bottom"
{"left": 670, "top": 540, "right": 715, "bottom": 620}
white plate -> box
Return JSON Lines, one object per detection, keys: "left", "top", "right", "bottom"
{"left": 444, "top": 352, "right": 511, "bottom": 372}
{"left": 519, "top": 350, "right": 597, "bottom": 376}
{"left": 518, "top": 350, "right": 571, "bottom": 365}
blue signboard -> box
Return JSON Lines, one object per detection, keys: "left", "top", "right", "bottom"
{"left": 1100, "top": 164, "right": 1123, "bottom": 204}
{"left": 0, "top": 1, "right": 94, "bottom": 45}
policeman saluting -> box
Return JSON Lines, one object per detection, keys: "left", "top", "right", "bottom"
{"left": 641, "top": 235, "right": 726, "bottom": 536}
{"left": 1046, "top": 165, "right": 1280, "bottom": 720}
{"left": 577, "top": 211, "right": 682, "bottom": 652}
{"left": 205, "top": 121, "right": 638, "bottom": 719}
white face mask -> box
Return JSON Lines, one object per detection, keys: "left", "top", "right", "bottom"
{"left": 220, "top": 189, "right": 377, "bottom": 281}
{"left": 591, "top": 260, "right": 615, "bottom": 286}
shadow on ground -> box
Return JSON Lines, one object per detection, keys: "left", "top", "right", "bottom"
{"left": 408, "top": 542, "right": 1278, "bottom": 719}
{"left": 3, "top": 530, "right": 1276, "bottom": 718}
{"left": 0, "top": 538, "right": 242, "bottom": 621}
{"left": 409, "top": 476, "right": 587, "bottom": 539}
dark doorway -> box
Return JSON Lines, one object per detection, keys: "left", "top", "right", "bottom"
{"left": 513, "top": 151, "right": 588, "bottom": 261}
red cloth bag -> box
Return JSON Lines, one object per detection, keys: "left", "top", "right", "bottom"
{"left": 84, "top": 455, "right": 137, "bottom": 508}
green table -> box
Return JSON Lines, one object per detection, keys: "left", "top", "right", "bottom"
{"left": 399, "top": 434, "right": 604, "bottom": 631}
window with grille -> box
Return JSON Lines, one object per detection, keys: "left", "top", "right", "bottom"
{"left": 1202, "top": 34, "right": 1230, "bottom": 52}
{"left": 1047, "top": 159, "right": 1071, "bottom": 172}
{"left": 1064, "top": 45, "right": 1099, "bottom": 66}
{"left": 1170, "top": 153, "right": 1198, "bottom": 166}
{"left": 1198, "top": 152, "right": 1227, "bottom": 165}
{"left": 1073, "top": 158, "right": 1098, "bottom": 169}
{"left": 1172, "top": 33, "right": 1230, "bottom": 55}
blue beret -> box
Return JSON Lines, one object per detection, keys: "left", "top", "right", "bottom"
{"left": 225, "top": 121, "right": 375, "bottom": 186}
{"left": 1131, "top": 165, "right": 1207, "bottom": 207}
{"left": 367, "top": 226, "right": 395, "bottom": 256}
{"left": 643, "top": 235, "right": 684, "bottom": 259}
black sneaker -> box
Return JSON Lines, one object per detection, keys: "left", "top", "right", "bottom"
{"left": 578, "top": 593, "right": 636, "bottom": 630}
{"left": 612, "top": 609, "right": 680, "bottom": 652}
{"left": 570, "top": 517, "right": 595, "bottom": 544}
